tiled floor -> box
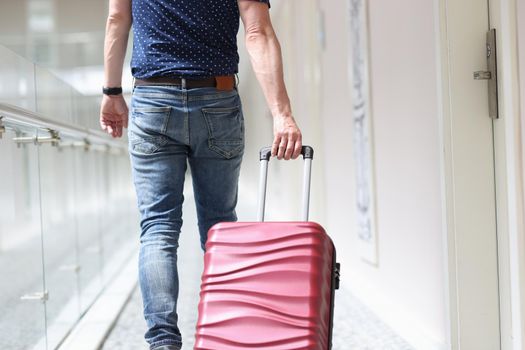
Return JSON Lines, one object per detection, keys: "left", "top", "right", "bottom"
{"left": 101, "top": 246, "right": 414, "bottom": 350}
{"left": 101, "top": 185, "right": 414, "bottom": 350}
{"left": 102, "top": 283, "right": 415, "bottom": 350}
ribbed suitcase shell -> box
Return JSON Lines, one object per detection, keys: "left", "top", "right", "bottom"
{"left": 194, "top": 221, "right": 335, "bottom": 350}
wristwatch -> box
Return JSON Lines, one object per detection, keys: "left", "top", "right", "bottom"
{"left": 102, "top": 87, "right": 123, "bottom": 96}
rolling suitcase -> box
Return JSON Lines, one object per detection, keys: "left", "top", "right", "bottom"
{"left": 195, "top": 146, "right": 340, "bottom": 350}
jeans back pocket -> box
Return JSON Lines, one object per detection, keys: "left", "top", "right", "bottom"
{"left": 202, "top": 105, "right": 244, "bottom": 159}
{"left": 130, "top": 106, "right": 172, "bottom": 154}
{"left": 132, "top": 106, "right": 172, "bottom": 135}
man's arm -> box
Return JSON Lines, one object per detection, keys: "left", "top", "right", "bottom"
{"left": 238, "top": 1, "right": 302, "bottom": 160}
{"left": 100, "top": 0, "right": 132, "bottom": 138}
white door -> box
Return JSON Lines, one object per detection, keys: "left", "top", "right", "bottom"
{"left": 438, "top": 0, "right": 501, "bottom": 348}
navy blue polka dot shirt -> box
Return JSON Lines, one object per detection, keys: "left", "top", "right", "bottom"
{"left": 131, "top": 0, "right": 270, "bottom": 79}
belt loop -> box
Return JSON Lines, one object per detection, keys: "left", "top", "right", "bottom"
{"left": 181, "top": 77, "right": 187, "bottom": 90}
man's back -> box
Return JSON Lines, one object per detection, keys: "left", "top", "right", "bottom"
{"left": 131, "top": 0, "right": 241, "bottom": 78}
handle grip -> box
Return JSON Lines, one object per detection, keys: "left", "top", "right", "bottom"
{"left": 257, "top": 145, "right": 313, "bottom": 222}
{"left": 259, "top": 145, "right": 314, "bottom": 161}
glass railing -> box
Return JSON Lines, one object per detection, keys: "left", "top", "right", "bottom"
{"left": 0, "top": 44, "right": 139, "bottom": 350}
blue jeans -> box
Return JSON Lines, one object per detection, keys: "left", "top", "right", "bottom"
{"left": 128, "top": 85, "right": 245, "bottom": 349}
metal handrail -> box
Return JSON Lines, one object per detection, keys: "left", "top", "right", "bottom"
{"left": 0, "top": 102, "right": 127, "bottom": 151}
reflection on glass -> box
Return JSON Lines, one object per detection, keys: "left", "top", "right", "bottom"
{"left": 0, "top": 0, "right": 107, "bottom": 69}
{"left": 0, "top": 127, "right": 46, "bottom": 350}
{"left": 0, "top": 46, "right": 36, "bottom": 111}
{"left": 0, "top": 6, "right": 138, "bottom": 346}
{"left": 35, "top": 65, "right": 73, "bottom": 124}
{"left": 74, "top": 149, "right": 103, "bottom": 312}
{"left": 38, "top": 134, "right": 80, "bottom": 349}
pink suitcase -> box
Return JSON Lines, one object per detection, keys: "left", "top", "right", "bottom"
{"left": 195, "top": 146, "right": 340, "bottom": 350}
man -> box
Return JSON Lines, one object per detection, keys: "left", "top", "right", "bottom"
{"left": 99, "top": 0, "right": 302, "bottom": 349}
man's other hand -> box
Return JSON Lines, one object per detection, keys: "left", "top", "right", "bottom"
{"left": 100, "top": 94, "right": 128, "bottom": 138}
{"left": 272, "top": 115, "right": 302, "bottom": 160}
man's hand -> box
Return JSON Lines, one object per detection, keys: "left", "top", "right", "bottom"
{"left": 272, "top": 115, "right": 302, "bottom": 160}
{"left": 100, "top": 94, "right": 128, "bottom": 138}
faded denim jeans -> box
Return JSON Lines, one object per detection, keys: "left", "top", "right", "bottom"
{"left": 128, "top": 85, "right": 245, "bottom": 349}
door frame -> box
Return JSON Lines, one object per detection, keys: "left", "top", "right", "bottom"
{"left": 436, "top": 0, "right": 504, "bottom": 348}
{"left": 488, "top": 0, "right": 525, "bottom": 349}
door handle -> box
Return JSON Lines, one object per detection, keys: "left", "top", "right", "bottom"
{"left": 473, "top": 71, "right": 491, "bottom": 80}
{"left": 20, "top": 291, "right": 49, "bottom": 302}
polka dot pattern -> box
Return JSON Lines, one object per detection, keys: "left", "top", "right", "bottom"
{"left": 131, "top": 0, "right": 270, "bottom": 79}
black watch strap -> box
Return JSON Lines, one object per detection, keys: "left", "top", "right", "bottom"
{"left": 103, "top": 87, "right": 123, "bottom": 95}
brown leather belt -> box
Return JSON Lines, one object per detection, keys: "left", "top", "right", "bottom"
{"left": 134, "top": 75, "right": 235, "bottom": 91}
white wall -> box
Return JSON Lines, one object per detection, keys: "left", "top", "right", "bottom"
{"left": 355, "top": 1, "right": 447, "bottom": 347}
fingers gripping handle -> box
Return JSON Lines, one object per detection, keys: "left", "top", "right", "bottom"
{"left": 257, "top": 146, "right": 314, "bottom": 222}
{"left": 259, "top": 146, "right": 314, "bottom": 161}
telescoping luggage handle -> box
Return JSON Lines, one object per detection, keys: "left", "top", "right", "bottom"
{"left": 257, "top": 145, "right": 314, "bottom": 222}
